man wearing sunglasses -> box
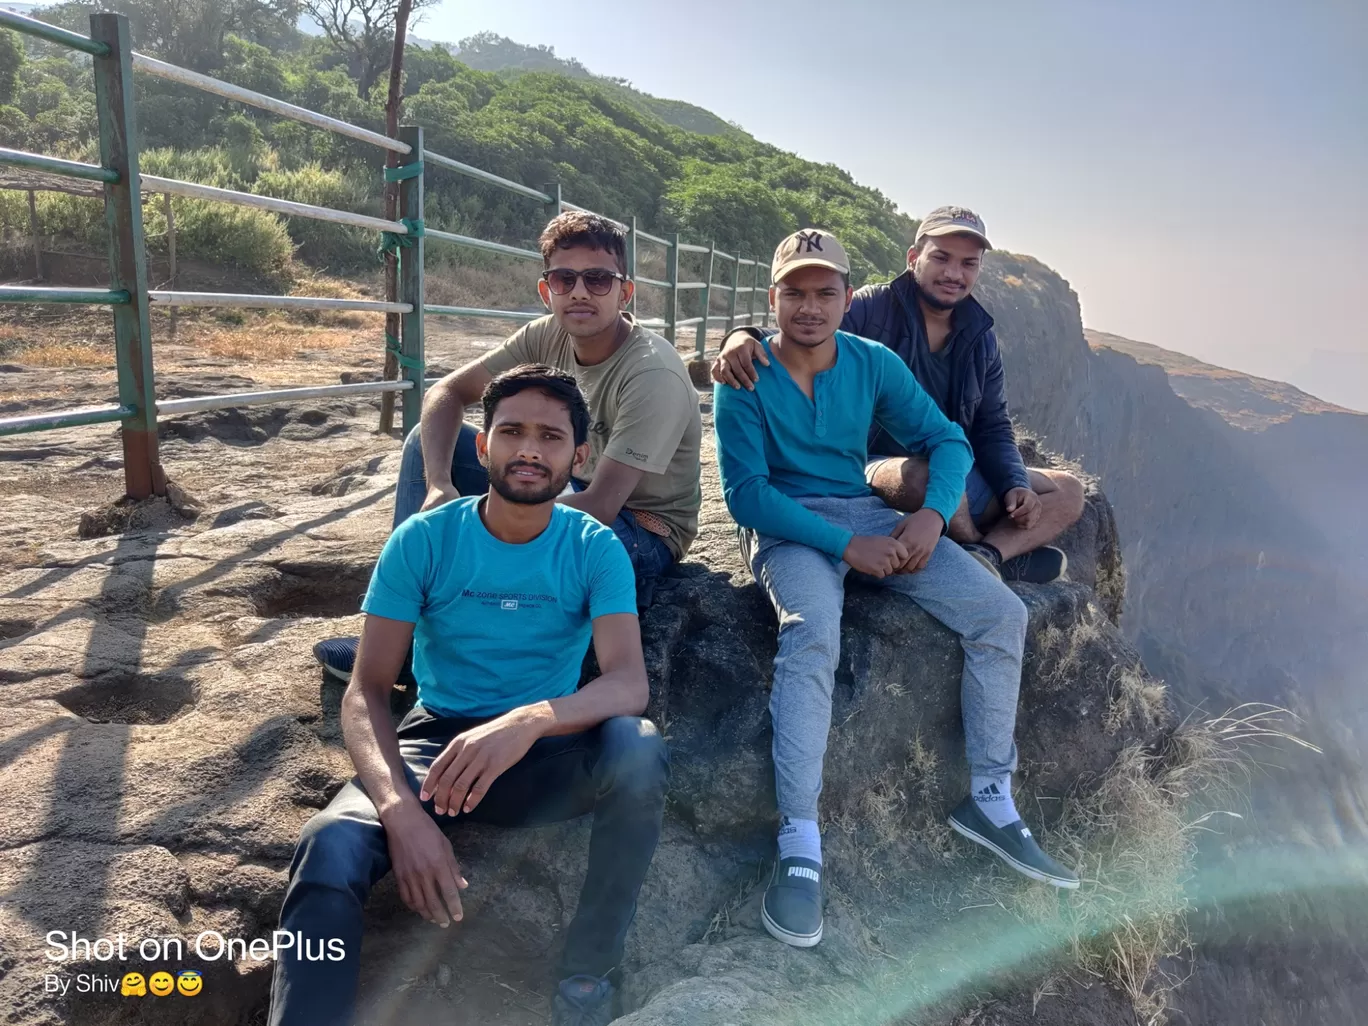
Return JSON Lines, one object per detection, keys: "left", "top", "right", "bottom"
{"left": 314, "top": 212, "right": 702, "bottom": 685}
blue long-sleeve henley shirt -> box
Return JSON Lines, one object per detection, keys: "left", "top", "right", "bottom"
{"left": 714, "top": 330, "right": 973, "bottom": 560}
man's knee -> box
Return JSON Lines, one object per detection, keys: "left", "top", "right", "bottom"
{"left": 1055, "top": 471, "right": 1086, "bottom": 522}
{"left": 869, "top": 457, "right": 929, "bottom": 511}
{"left": 290, "top": 809, "right": 381, "bottom": 893}
{"left": 596, "top": 716, "right": 670, "bottom": 798}
{"left": 1033, "top": 469, "right": 1086, "bottom": 523}
{"left": 776, "top": 613, "right": 842, "bottom": 677}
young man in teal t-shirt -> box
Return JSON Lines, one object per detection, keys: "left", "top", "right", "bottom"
{"left": 714, "top": 230, "right": 1078, "bottom": 951}
{"left": 270, "top": 366, "right": 669, "bottom": 1026}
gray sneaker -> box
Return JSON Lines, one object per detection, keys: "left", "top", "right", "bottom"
{"left": 762, "top": 856, "right": 824, "bottom": 947}
{"left": 948, "top": 797, "right": 1080, "bottom": 889}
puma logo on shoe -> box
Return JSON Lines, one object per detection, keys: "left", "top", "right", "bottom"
{"left": 787, "top": 866, "right": 820, "bottom": 883}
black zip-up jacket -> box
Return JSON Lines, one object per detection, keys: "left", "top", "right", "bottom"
{"left": 730, "top": 270, "right": 1030, "bottom": 501}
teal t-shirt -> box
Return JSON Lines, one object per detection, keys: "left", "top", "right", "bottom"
{"left": 361, "top": 497, "right": 637, "bottom": 718}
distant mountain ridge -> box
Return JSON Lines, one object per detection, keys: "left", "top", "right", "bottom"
{"left": 1086, "top": 329, "right": 1359, "bottom": 429}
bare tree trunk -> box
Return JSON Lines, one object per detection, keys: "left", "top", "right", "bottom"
{"left": 377, "top": 0, "right": 414, "bottom": 436}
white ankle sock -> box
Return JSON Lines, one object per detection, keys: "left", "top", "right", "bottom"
{"left": 777, "top": 816, "right": 822, "bottom": 865}
{"left": 970, "top": 774, "right": 1020, "bottom": 828}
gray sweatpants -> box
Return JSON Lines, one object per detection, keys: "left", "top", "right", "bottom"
{"left": 741, "top": 495, "right": 1027, "bottom": 822}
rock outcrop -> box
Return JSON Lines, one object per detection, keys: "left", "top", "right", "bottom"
{"left": 0, "top": 397, "right": 1171, "bottom": 1026}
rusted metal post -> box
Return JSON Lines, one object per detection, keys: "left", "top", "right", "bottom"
{"left": 664, "top": 233, "right": 680, "bottom": 344}
{"left": 746, "top": 257, "right": 758, "bottom": 326}
{"left": 694, "top": 242, "right": 715, "bottom": 359}
{"left": 26, "top": 190, "right": 42, "bottom": 280}
{"left": 163, "top": 192, "right": 177, "bottom": 338}
{"left": 91, "top": 12, "right": 163, "bottom": 499}
{"left": 396, "top": 126, "right": 425, "bottom": 438}
{"left": 726, "top": 249, "right": 739, "bottom": 333}
{"left": 626, "top": 216, "right": 637, "bottom": 315}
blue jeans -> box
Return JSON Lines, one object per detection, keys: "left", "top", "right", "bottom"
{"left": 740, "top": 495, "right": 1026, "bottom": 821}
{"left": 268, "top": 706, "right": 669, "bottom": 1026}
{"left": 394, "top": 424, "right": 674, "bottom": 603}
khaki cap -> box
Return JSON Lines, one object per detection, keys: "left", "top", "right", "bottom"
{"left": 771, "top": 229, "right": 850, "bottom": 282}
{"left": 915, "top": 206, "right": 992, "bottom": 250}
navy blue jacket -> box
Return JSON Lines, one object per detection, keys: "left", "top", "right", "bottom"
{"left": 844, "top": 270, "right": 1029, "bottom": 499}
{"left": 730, "top": 270, "right": 1030, "bottom": 501}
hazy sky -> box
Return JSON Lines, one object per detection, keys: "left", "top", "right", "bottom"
{"left": 420, "top": 0, "right": 1368, "bottom": 411}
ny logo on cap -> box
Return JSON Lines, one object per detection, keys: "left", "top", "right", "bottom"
{"left": 794, "top": 230, "right": 825, "bottom": 253}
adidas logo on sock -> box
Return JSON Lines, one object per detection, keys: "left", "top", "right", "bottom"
{"left": 975, "top": 783, "right": 1005, "bottom": 801}
{"left": 787, "top": 866, "right": 820, "bottom": 883}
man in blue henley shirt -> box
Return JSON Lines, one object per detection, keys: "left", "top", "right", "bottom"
{"left": 269, "top": 366, "right": 669, "bottom": 1026}
{"left": 714, "top": 229, "right": 1078, "bottom": 950}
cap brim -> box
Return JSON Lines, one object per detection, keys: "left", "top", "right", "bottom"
{"left": 773, "top": 257, "right": 851, "bottom": 281}
{"left": 916, "top": 225, "right": 992, "bottom": 250}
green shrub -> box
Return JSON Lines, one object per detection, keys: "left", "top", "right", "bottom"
{"left": 254, "top": 164, "right": 379, "bottom": 270}
{"left": 158, "top": 199, "right": 293, "bottom": 279}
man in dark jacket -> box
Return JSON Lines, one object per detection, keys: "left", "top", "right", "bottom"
{"left": 712, "top": 206, "right": 1083, "bottom": 583}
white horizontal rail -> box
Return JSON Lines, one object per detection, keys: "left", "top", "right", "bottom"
{"left": 635, "top": 229, "right": 670, "bottom": 247}
{"left": 676, "top": 316, "right": 705, "bottom": 327}
{"left": 141, "top": 175, "right": 405, "bottom": 234}
{"left": 132, "top": 53, "right": 409, "bottom": 154}
{"left": 158, "top": 380, "right": 412, "bottom": 416}
{"left": 424, "top": 228, "right": 542, "bottom": 262}
{"left": 423, "top": 150, "right": 553, "bottom": 203}
{"left": 425, "top": 305, "right": 543, "bottom": 322}
{"left": 676, "top": 282, "right": 707, "bottom": 291}
{"left": 677, "top": 242, "right": 709, "bottom": 254}
{"left": 149, "top": 291, "right": 410, "bottom": 313}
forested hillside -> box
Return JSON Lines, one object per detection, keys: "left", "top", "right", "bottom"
{"left": 1, "top": 5, "right": 916, "bottom": 284}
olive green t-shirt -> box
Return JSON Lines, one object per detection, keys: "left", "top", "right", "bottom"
{"left": 479, "top": 314, "right": 702, "bottom": 560}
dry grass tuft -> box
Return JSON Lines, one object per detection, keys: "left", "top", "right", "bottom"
{"left": 983, "top": 704, "right": 1316, "bottom": 1024}
{"left": 7, "top": 340, "right": 111, "bottom": 368}
{"left": 1031, "top": 613, "right": 1104, "bottom": 693}
{"left": 1107, "top": 665, "right": 1170, "bottom": 734}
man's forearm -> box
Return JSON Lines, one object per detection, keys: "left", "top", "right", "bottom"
{"left": 507, "top": 671, "right": 647, "bottom": 740}
{"left": 341, "top": 682, "right": 420, "bottom": 819}
{"left": 419, "top": 382, "right": 466, "bottom": 491}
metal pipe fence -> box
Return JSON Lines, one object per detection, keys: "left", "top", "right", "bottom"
{"left": 0, "top": 9, "right": 774, "bottom": 500}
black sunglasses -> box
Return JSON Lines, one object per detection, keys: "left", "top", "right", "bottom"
{"left": 541, "top": 268, "right": 629, "bottom": 296}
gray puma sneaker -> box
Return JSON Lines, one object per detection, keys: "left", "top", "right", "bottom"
{"left": 762, "top": 856, "right": 824, "bottom": 947}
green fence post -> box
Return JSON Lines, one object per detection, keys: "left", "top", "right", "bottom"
{"left": 91, "top": 12, "right": 162, "bottom": 499}
{"left": 761, "top": 264, "right": 771, "bottom": 328}
{"left": 746, "top": 257, "right": 758, "bottom": 327}
{"left": 726, "top": 249, "right": 739, "bottom": 334}
{"left": 543, "top": 182, "right": 562, "bottom": 222}
{"left": 694, "top": 241, "right": 715, "bottom": 361}
{"left": 626, "top": 216, "right": 638, "bottom": 315}
{"left": 665, "top": 232, "right": 680, "bottom": 344}
{"left": 397, "top": 125, "right": 425, "bottom": 438}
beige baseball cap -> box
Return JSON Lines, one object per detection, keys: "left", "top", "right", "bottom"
{"left": 771, "top": 229, "right": 851, "bottom": 282}
{"left": 914, "top": 206, "right": 992, "bottom": 250}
